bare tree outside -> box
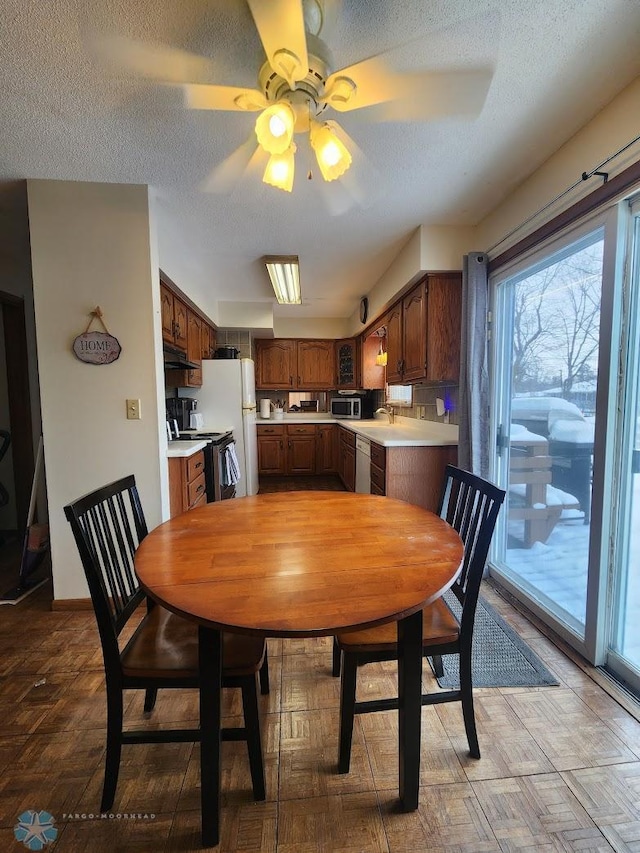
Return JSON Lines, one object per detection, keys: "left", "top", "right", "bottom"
{"left": 512, "top": 241, "right": 602, "bottom": 402}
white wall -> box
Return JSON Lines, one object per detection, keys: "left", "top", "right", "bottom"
{"left": 27, "top": 180, "right": 166, "bottom": 601}
{"left": 476, "top": 76, "right": 640, "bottom": 253}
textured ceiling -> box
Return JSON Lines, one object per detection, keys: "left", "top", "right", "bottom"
{"left": 1, "top": 0, "right": 639, "bottom": 321}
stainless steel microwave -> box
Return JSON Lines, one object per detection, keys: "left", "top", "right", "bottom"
{"left": 330, "top": 397, "right": 361, "bottom": 419}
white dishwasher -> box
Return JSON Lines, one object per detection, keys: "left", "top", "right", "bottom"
{"left": 355, "top": 435, "right": 371, "bottom": 494}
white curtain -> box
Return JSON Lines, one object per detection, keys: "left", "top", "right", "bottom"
{"left": 458, "top": 253, "right": 489, "bottom": 477}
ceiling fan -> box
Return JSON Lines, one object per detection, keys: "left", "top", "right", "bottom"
{"left": 94, "top": 0, "right": 492, "bottom": 195}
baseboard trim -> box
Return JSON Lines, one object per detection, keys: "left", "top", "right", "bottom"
{"left": 50, "top": 597, "right": 92, "bottom": 611}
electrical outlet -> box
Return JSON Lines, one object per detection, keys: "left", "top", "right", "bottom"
{"left": 126, "top": 399, "right": 141, "bottom": 420}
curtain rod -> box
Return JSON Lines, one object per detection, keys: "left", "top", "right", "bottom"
{"left": 485, "top": 133, "right": 640, "bottom": 256}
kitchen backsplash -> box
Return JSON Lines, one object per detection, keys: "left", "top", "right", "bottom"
{"left": 257, "top": 384, "right": 459, "bottom": 425}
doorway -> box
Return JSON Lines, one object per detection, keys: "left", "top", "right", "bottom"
{"left": 0, "top": 292, "right": 35, "bottom": 589}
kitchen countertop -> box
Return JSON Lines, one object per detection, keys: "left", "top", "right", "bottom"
{"left": 257, "top": 415, "right": 458, "bottom": 447}
{"left": 167, "top": 440, "right": 208, "bottom": 458}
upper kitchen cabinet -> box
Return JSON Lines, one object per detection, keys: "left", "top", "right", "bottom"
{"left": 297, "top": 340, "right": 334, "bottom": 389}
{"left": 201, "top": 322, "right": 216, "bottom": 360}
{"left": 160, "top": 283, "right": 188, "bottom": 352}
{"left": 255, "top": 339, "right": 336, "bottom": 390}
{"left": 425, "top": 273, "right": 462, "bottom": 381}
{"left": 335, "top": 339, "right": 358, "bottom": 389}
{"left": 185, "top": 310, "right": 203, "bottom": 386}
{"left": 255, "top": 339, "right": 296, "bottom": 388}
{"left": 385, "top": 273, "right": 462, "bottom": 384}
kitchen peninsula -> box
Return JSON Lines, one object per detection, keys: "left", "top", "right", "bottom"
{"left": 257, "top": 414, "right": 458, "bottom": 511}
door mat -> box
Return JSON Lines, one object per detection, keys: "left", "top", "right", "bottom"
{"left": 432, "top": 594, "right": 560, "bottom": 688}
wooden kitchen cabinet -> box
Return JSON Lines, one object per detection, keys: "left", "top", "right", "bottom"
{"left": 201, "top": 322, "right": 216, "bottom": 360}
{"left": 255, "top": 338, "right": 336, "bottom": 390}
{"left": 425, "top": 273, "right": 463, "bottom": 381}
{"left": 338, "top": 426, "right": 356, "bottom": 491}
{"left": 335, "top": 339, "right": 358, "bottom": 389}
{"left": 257, "top": 424, "right": 286, "bottom": 474}
{"left": 286, "top": 424, "right": 317, "bottom": 474}
{"left": 385, "top": 303, "right": 403, "bottom": 384}
{"left": 258, "top": 423, "right": 319, "bottom": 475}
{"left": 161, "top": 283, "right": 188, "bottom": 352}
{"left": 297, "top": 340, "right": 335, "bottom": 389}
{"left": 255, "top": 339, "right": 296, "bottom": 388}
{"left": 384, "top": 273, "right": 462, "bottom": 384}
{"left": 168, "top": 450, "right": 207, "bottom": 518}
{"left": 185, "top": 310, "right": 203, "bottom": 386}
{"left": 316, "top": 424, "right": 337, "bottom": 473}
{"left": 369, "top": 441, "right": 457, "bottom": 511}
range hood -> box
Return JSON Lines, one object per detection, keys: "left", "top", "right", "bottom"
{"left": 163, "top": 343, "right": 199, "bottom": 371}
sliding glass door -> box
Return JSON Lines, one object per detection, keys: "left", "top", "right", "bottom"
{"left": 608, "top": 201, "right": 640, "bottom": 688}
{"left": 490, "top": 225, "right": 605, "bottom": 645}
{"left": 489, "top": 198, "right": 640, "bottom": 693}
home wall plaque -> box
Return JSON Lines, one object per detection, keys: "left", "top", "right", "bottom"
{"left": 72, "top": 307, "right": 121, "bottom": 365}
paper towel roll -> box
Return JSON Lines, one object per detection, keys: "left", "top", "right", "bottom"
{"left": 190, "top": 412, "right": 205, "bottom": 430}
{"left": 259, "top": 399, "right": 271, "bottom": 419}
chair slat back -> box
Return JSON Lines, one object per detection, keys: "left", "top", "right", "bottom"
{"left": 64, "top": 476, "right": 149, "bottom": 653}
{"left": 437, "top": 465, "right": 505, "bottom": 626}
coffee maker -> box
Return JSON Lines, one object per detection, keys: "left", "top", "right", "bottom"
{"left": 166, "top": 397, "right": 198, "bottom": 431}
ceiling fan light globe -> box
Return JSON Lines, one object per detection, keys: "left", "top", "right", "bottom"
{"left": 255, "top": 102, "right": 295, "bottom": 154}
{"left": 310, "top": 122, "right": 352, "bottom": 181}
{"left": 263, "top": 145, "right": 296, "bottom": 192}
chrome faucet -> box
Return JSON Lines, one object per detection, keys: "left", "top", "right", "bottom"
{"left": 375, "top": 406, "right": 395, "bottom": 424}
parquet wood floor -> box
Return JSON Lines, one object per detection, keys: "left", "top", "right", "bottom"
{"left": 1, "top": 488, "right": 639, "bottom": 851}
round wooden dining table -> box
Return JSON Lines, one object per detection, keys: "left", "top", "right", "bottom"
{"left": 135, "top": 491, "right": 463, "bottom": 848}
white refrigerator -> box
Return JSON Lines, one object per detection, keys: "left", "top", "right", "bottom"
{"left": 190, "top": 358, "right": 258, "bottom": 497}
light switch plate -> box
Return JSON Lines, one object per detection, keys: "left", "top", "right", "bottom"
{"left": 126, "top": 399, "right": 141, "bottom": 420}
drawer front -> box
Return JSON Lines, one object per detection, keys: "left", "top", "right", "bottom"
{"left": 186, "top": 451, "right": 205, "bottom": 483}
{"left": 370, "top": 462, "right": 386, "bottom": 493}
{"left": 340, "top": 427, "right": 356, "bottom": 447}
{"left": 187, "top": 471, "right": 207, "bottom": 507}
{"left": 257, "top": 424, "right": 285, "bottom": 436}
{"left": 286, "top": 424, "right": 316, "bottom": 435}
{"left": 370, "top": 442, "right": 386, "bottom": 470}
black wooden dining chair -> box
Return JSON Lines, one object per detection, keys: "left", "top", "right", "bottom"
{"left": 333, "top": 465, "right": 505, "bottom": 772}
{"left": 64, "top": 474, "right": 268, "bottom": 812}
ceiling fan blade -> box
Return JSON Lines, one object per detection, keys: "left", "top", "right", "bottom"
{"left": 87, "top": 32, "right": 215, "bottom": 84}
{"left": 323, "top": 56, "right": 401, "bottom": 112}
{"left": 247, "top": 0, "right": 309, "bottom": 87}
{"left": 324, "top": 54, "right": 492, "bottom": 120}
{"left": 183, "top": 84, "right": 266, "bottom": 112}
{"left": 202, "top": 137, "right": 267, "bottom": 194}
{"left": 378, "top": 69, "right": 494, "bottom": 121}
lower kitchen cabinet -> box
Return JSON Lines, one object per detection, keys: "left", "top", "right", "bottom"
{"left": 286, "top": 423, "right": 317, "bottom": 474}
{"left": 258, "top": 423, "right": 333, "bottom": 476}
{"left": 168, "top": 450, "right": 207, "bottom": 518}
{"left": 369, "top": 441, "right": 457, "bottom": 512}
{"left": 316, "top": 424, "right": 337, "bottom": 473}
{"left": 338, "top": 427, "right": 356, "bottom": 491}
{"left": 257, "top": 424, "right": 286, "bottom": 474}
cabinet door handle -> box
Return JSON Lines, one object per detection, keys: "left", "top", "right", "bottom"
{"left": 298, "top": 375, "right": 301, "bottom": 385}
{"left": 196, "top": 483, "right": 204, "bottom": 493}
{"left": 280, "top": 441, "right": 283, "bottom": 449}
{"left": 290, "top": 375, "right": 293, "bottom": 385}
{"left": 195, "top": 461, "right": 203, "bottom": 469}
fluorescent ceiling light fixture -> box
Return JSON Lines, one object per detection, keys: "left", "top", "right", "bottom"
{"left": 264, "top": 256, "right": 301, "bottom": 304}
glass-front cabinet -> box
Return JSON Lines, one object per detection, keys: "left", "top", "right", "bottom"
{"left": 335, "top": 338, "right": 358, "bottom": 389}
